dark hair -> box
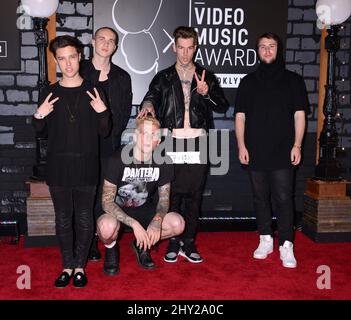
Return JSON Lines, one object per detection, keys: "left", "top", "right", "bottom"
{"left": 256, "top": 32, "right": 281, "bottom": 50}
{"left": 173, "top": 26, "right": 198, "bottom": 46}
{"left": 94, "top": 27, "right": 119, "bottom": 46}
{"left": 49, "top": 35, "right": 84, "bottom": 57}
{"left": 256, "top": 32, "right": 285, "bottom": 66}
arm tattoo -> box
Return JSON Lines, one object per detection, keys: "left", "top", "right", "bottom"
{"left": 155, "top": 183, "right": 170, "bottom": 219}
{"left": 102, "top": 183, "right": 136, "bottom": 228}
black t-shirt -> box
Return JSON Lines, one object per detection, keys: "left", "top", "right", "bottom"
{"left": 105, "top": 148, "right": 174, "bottom": 209}
{"left": 235, "top": 69, "right": 309, "bottom": 170}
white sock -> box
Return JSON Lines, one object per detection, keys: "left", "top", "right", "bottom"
{"left": 105, "top": 240, "right": 116, "bottom": 249}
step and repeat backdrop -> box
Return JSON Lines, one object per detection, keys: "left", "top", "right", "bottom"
{"left": 94, "top": 0, "right": 290, "bottom": 217}
{"left": 94, "top": 0, "right": 288, "bottom": 106}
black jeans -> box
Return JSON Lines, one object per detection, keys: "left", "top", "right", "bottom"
{"left": 248, "top": 169, "right": 294, "bottom": 245}
{"left": 170, "top": 163, "right": 208, "bottom": 240}
{"left": 49, "top": 185, "right": 96, "bottom": 269}
{"left": 93, "top": 157, "right": 109, "bottom": 221}
{"left": 167, "top": 136, "right": 209, "bottom": 241}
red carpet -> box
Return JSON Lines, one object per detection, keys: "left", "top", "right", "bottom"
{"left": 0, "top": 231, "right": 350, "bottom": 300}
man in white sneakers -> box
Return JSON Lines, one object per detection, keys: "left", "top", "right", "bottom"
{"left": 235, "top": 32, "right": 308, "bottom": 268}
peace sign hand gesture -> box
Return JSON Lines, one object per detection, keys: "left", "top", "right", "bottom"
{"left": 35, "top": 92, "right": 59, "bottom": 119}
{"left": 195, "top": 70, "right": 209, "bottom": 96}
{"left": 86, "top": 88, "right": 108, "bottom": 113}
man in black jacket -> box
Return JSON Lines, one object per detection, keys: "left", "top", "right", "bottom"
{"left": 80, "top": 27, "right": 132, "bottom": 274}
{"left": 138, "top": 26, "right": 228, "bottom": 264}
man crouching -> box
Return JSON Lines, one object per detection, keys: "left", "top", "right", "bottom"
{"left": 98, "top": 116, "right": 185, "bottom": 273}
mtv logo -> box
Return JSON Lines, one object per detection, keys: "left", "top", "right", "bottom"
{"left": 0, "top": 41, "right": 8, "bottom": 58}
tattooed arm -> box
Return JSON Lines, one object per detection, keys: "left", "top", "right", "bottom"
{"left": 102, "top": 179, "right": 151, "bottom": 249}
{"left": 147, "top": 183, "right": 171, "bottom": 246}
{"left": 155, "top": 183, "right": 171, "bottom": 220}
{"left": 102, "top": 179, "right": 136, "bottom": 227}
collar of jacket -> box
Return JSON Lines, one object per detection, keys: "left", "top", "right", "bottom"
{"left": 169, "top": 62, "right": 205, "bottom": 80}
{"left": 80, "top": 60, "right": 122, "bottom": 85}
{"left": 169, "top": 62, "right": 206, "bottom": 93}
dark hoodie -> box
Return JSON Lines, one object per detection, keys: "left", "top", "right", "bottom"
{"left": 255, "top": 36, "right": 286, "bottom": 86}
{"left": 235, "top": 34, "right": 309, "bottom": 170}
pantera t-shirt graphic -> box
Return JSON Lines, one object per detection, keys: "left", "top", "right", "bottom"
{"left": 105, "top": 149, "right": 174, "bottom": 208}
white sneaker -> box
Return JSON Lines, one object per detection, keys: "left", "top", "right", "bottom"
{"left": 253, "top": 235, "right": 273, "bottom": 259}
{"left": 279, "top": 241, "right": 297, "bottom": 268}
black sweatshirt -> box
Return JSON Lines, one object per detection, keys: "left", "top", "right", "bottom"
{"left": 235, "top": 50, "right": 309, "bottom": 170}
{"left": 32, "top": 80, "right": 111, "bottom": 186}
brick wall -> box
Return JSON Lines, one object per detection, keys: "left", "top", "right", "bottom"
{"left": 0, "top": 0, "right": 350, "bottom": 233}
{"left": 0, "top": 11, "right": 38, "bottom": 232}
{"left": 56, "top": 1, "right": 93, "bottom": 60}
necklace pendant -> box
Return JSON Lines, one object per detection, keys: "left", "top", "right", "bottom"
{"left": 69, "top": 115, "right": 75, "bottom": 123}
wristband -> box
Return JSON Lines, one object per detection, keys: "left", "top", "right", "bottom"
{"left": 293, "top": 144, "right": 301, "bottom": 149}
{"left": 34, "top": 111, "right": 45, "bottom": 119}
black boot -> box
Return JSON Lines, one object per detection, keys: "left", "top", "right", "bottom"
{"left": 131, "top": 240, "right": 155, "bottom": 270}
{"left": 88, "top": 234, "right": 101, "bottom": 261}
{"left": 103, "top": 242, "right": 120, "bottom": 276}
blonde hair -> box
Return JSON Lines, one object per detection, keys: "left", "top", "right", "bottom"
{"left": 135, "top": 116, "right": 160, "bottom": 129}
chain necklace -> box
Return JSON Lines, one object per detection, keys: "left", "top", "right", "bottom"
{"left": 176, "top": 63, "right": 195, "bottom": 84}
{"left": 65, "top": 93, "right": 81, "bottom": 123}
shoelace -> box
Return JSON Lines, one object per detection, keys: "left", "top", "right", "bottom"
{"left": 258, "top": 241, "right": 271, "bottom": 249}
{"left": 281, "top": 246, "right": 293, "bottom": 258}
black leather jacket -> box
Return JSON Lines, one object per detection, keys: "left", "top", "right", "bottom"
{"left": 141, "top": 63, "right": 229, "bottom": 130}
{"left": 80, "top": 60, "right": 132, "bottom": 150}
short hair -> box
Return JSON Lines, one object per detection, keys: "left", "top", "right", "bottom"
{"left": 49, "top": 35, "right": 84, "bottom": 57}
{"left": 173, "top": 26, "right": 198, "bottom": 46}
{"left": 136, "top": 116, "right": 161, "bottom": 130}
{"left": 94, "top": 27, "right": 119, "bottom": 46}
{"left": 256, "top": 32, "right": 280, "bottom": 50}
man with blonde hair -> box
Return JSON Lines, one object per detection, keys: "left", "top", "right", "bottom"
{"left": 98, "top": 117, "right": 184, "bottom": 273}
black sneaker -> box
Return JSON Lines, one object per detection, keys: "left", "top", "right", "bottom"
{"left": 179, "top": 239, "right": 203, "bottom": 263}
{"left": 88, "top": 234, "right": 102, "bottom": 261}
{"left": 131, "top": 240, "right": 155, "bottom": 270}
{"left": 164, "top": 237, "right": 181, "bottom": 263}
{"left": 103, "top": 243, "right": 120, "bottom": 276}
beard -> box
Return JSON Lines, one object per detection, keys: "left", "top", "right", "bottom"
{"left": 259, "top": 56, "right": 277, "bottom": 65}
